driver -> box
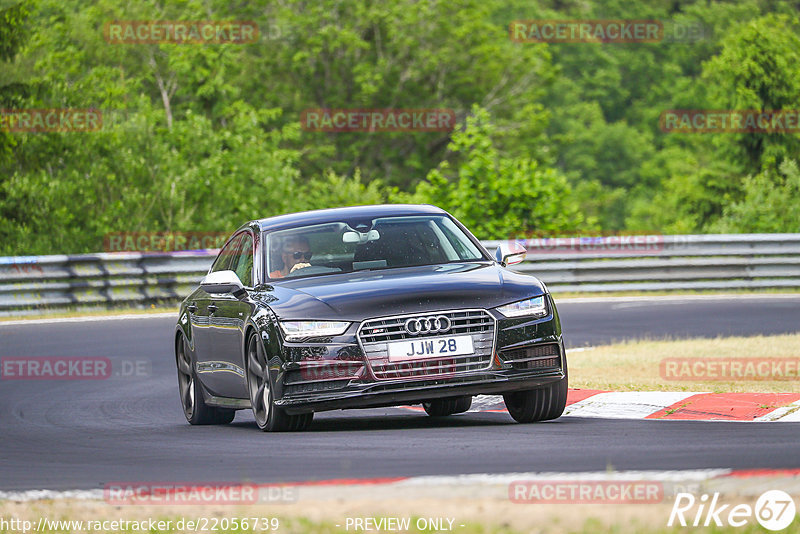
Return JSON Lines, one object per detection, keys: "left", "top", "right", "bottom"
{"left": 270, "top": 235, "right": 312, "bottom": 278}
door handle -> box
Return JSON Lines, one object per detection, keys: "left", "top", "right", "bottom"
{"left": 186, "top": 303, "right": 197, "bottom": 313}
{"left": 208, "top": 304, "right": 218, "bottom": 314}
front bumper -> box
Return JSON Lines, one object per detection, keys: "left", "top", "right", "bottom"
{"left": 275, "top": 299, "right": 566, "bottom": 414}
{"left": 276, "top": 367, "right": 565, "bottom": 414}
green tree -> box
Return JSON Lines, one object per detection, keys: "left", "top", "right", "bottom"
{"left": 0, "top": 100, "right": 303, "bottom": 254}
{"left": 712, "top": 159, "right": 800, "bottom": 233}
{"left": 0, "top": 0, "right": 34, "bottom": 160}
{"left": 296, "top": 169, "right": 388, "bottom": 213}
{"left": 411, "top": 106, "right": 585, "bottom": 239}
{"left": 4, "top": 0, "right": 800, "bottom": 254}
{"left": 235, "top": 0, "right": 557, "bottom": 189}
{"left": 703, "top": 13, "right": 800, "bottom": 173}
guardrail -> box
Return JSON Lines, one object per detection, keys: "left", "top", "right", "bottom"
{"left": 0, "top": 252, "right": 216, "bottom": 316}
{"left": 483, "top": 233, "right": 800, "bottom": 293}
{"left": 1, "top": 234, "right": 799, "bottom": 316}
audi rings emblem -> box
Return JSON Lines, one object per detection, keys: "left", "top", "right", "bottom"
{"left": 404, "top": 315, "right": 452, "bottom": 336}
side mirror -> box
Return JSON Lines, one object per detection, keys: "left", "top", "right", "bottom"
{"left": 495, "top": 241, "right": 527, "bottom": 266}
{"left": 201, "top": 270, "right": 245, "bottom": 295}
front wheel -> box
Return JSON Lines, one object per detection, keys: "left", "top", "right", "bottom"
{"left": 423, "top": 395, "right": 472, "bottom": 416}
{"left": 503, "top": 375, "right": 568, "bottom": 423}
{"left": 176, "top": 336, "right": 235, "bottom": 425}
{"left": 246, "top": 331, "right": 313, "bottom": 432}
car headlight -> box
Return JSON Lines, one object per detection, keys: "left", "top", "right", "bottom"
{"left": 496, "top": 296, "right": 547, "bottom": 318}
{"left": 279, "top": 321, "right": 351, "bottom": 340}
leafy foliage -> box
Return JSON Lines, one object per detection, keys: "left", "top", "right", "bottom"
{"left": 2, "top": 0, "right": 800, "bottom": 254}
{"left": 712, "top": 159, "right": 800, "bottom": 233}
{"left": 703, "top": 14, "right": 800, "bottom": 172}
{"left": 411, "top": 106, "right": 585, "bottom": 238}
{"left": 0, "top": 1, "right": 31, "bottom": 62}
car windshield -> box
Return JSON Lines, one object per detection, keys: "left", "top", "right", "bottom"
{"left": 265, "top": 215, "right": 486, "bottom": 280}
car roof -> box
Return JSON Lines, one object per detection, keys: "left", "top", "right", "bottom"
{"left": 252, "top": 204, "right": 448, "bottom": 232}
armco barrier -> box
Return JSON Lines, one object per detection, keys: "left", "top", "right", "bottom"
{"left": 484, "top": 233, "right": 800, "bottom": 293}
{"left": 1, "top": 234, "right": 799, "bottom": 316}
{"left": 0, "top": 252, "right": 216, "bottom": 316}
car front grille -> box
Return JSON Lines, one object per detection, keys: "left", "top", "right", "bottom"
{"left": 358, "top": 309, "right": 495, "bottom": 380}
{"left": 499, "top": 343, "right": 562, "bottom": 371}
{"left": 510, "top": 357, "right": 560, "bottom": 370}
{"left": 283, "top": 379, "right": 352, "bottom": 395}
{"left": 372, "top": 354, "right": 491, "bottom": 379}
{"left": 283, "top": 363, "right": 364, "bottom": 385}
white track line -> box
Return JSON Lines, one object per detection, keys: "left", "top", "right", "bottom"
{"left": 441, "top": 391, "right": 800, "bottom": 422}
{"left": 0, "top": 489, "right": 103, "bottom": 501}
{"left": 396, "top": 469, "right": 733, "bottom": 486}
{"left": 467, "top": 395, "right": 506, "bottom": 412}
{"left": 7, "top": 469, "right": 800, "bottom": 503}
{"left": 0, "top": 312, "right": 175, "bottom": 326}
{"left": 0, "top": 470, "right": 734, "bottom": 502}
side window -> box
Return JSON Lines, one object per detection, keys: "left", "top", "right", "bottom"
{"left": 437, "top": 218, "right": 483, "bottom": 260}
{"left": 210, "top": 234, "right": 242, "bottom": 273}
{"left": 232, "top": 233, "right": 254, "bottom": 287}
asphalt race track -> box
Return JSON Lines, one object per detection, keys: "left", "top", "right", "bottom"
{"left": 1, "top": 296, "right": 799, "bottom": 491}
{"left": 559, "top": 294, "right": 800, "bottom": 346}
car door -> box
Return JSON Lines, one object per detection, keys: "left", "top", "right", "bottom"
{"left": 203, "top": 231, "right": 254, "bottom": 399}
{"left": 193, "top": 233, "right": 242, "bottom": 397}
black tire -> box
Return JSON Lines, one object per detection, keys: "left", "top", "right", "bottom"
{"left": 423, "top": 395, "right": 472, "bottom": 417}
{"left": 503, "top": 375, "right": 568, "bottom": 423}
{"left": 245, "top": 331, "right": 313, "bottom": 432}
{"left": 176, "top": 336, "right": 235, "bottom": 425}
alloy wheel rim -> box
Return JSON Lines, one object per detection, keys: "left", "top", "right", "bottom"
{"left": 248, "top": 336, "right": 269, "bottom": 427}
{"left": 177, "top": 339, "right": 194, "bottom": 418}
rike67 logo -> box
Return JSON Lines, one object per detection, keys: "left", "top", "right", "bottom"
{"left": 669, "top": 490, "right": 797, "bottom": 531}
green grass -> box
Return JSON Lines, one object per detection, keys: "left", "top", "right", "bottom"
{"left": 569, "top": 333, "right": 800, "bottom": 393}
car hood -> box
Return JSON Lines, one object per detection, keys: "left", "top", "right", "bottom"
{"left": 263, "top": 262, "right": 545, "bottom": 320}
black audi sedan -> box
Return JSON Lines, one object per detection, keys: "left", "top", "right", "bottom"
{"left": 174, "top": 204, "right": 567, "bottom": 431}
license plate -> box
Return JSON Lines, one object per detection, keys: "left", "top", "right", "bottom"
{"left": 387, "top": 335, "right": 474, "bottom": 362}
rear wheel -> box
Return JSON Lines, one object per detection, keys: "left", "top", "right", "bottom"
{"left": 176, "top": 336, "right": 235, "bottom": 425}
{"left": 422, "top": 395, "right": 472, "bottom": 417}
{"left": 503, "top": 375, "right": 568, "bottom": 423}
{"left": 246, "top": 331, "right": 313, "bottom": 432}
